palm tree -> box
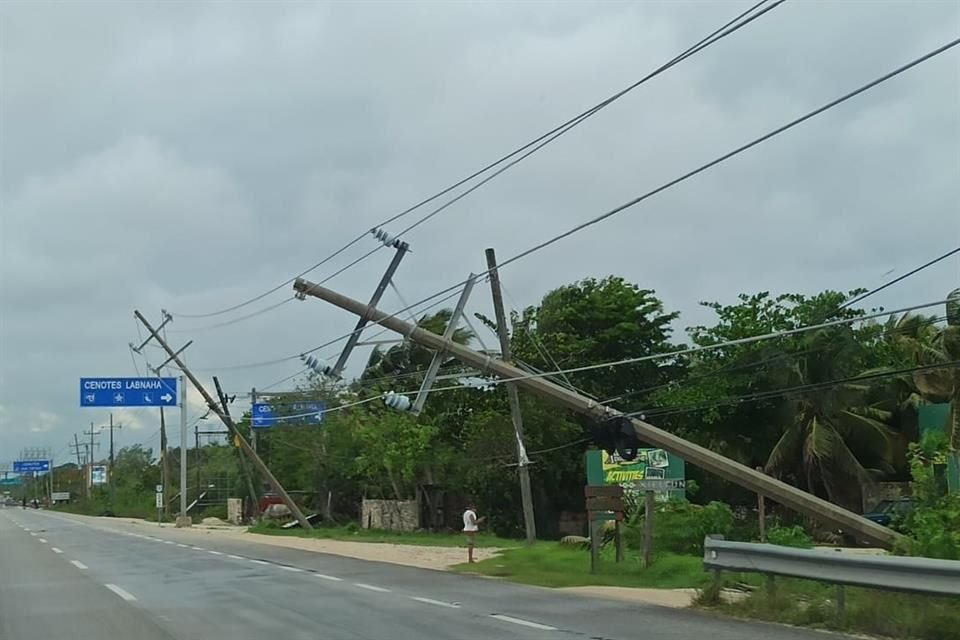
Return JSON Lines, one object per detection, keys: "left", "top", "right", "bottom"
{"left": 765, "top": 328, "right": 897, "bottom": 512}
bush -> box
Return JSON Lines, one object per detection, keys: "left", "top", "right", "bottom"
{"left": 766, "top": 524, "right": 813, "bottom": 548}
{"left": 627, "top": 500, "right": 734, "bottom": 555}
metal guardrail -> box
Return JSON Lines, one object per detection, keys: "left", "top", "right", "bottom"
{"left": 703, "top": 537, "right": 960, "bottom": 597}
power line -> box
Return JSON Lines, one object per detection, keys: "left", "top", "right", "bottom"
{"left": 838, "top": 246, "right": 960, "bottom": 310}
{"left": 291, "top": 36, "right": 960, "bottom": 359}
{"left": 632, "top": 360, "right": 960, "bottom": 420}
{"left": 601, "top": 314, "right": 949, "bottom": 405}
{"left": 167, "top": 0, "right": 782, "bottom": 322}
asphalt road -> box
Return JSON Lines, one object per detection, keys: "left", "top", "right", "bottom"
{"left": 0, "top": 507, "right": 850, "bottom": 640}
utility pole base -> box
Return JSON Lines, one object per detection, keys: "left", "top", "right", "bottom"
{"left": 175, "top": 515, "right": 193, "bottom": 528}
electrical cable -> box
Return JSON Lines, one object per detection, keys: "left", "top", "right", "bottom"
{"left": 167, "top": 0, "right": 782, "bottom": 322}
{"left": 838, "top": 246, "right": 960, "bottom": 311}
{"left": 290, "top": 36, "right": 960, "bottom": 361}
{"left": 632, "top": 360, "right": 960, "bottom": 419}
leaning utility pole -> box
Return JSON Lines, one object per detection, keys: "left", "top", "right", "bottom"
{"left": 214, "top": 376, "right": 261, "bottom": 521}
{"left": 291, "top": 277, "right": 901, "bottom": 549}
{"left": 134, "top": 310, "right": 312, "bottom": 530}
{"left": 485, "top": 248, "right": 536, "bottom": 543}
{"left": 179, "top": 374, "right": 188, "bottom": 524}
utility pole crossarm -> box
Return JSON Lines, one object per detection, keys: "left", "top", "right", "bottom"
{"left": 133, "top": 310, "right": 312, "bottom": 530}
{"left": 291, "top": 277, "right": 901, "bottom": 549}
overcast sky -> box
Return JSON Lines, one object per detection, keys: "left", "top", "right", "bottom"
{"left": 1, "top": 0, "right": 958, "bottom": 467}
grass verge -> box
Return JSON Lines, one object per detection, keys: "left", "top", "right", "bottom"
{"left": 706, "top": 577, "right": 960, "bottom": 640}
{"left": 248, "top": 522, "right": 519, "bottom": 549}
{"left": 452, "top": 543, "right": 715, "bottom": 589}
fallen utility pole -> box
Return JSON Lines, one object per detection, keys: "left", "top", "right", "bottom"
{"left": 485, "top": 249, "right": 536, "bottom": 544}
{"left": 292, "top": 277, "right": 901, "bottom": 549}
{"left": 134, "top": 310, "right": 312, "bottom": 530}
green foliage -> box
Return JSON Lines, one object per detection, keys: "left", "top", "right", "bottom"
{"left": 713, "top": 579, "right": 960, "bottom": 640}
{"left": 627, "top": 500, "right": 734, "bottom": 555}
{"left": 765, "top": 524, "right": 813, "bottom": 548}
{"left": 455, "top": 544, "right": 711, "bottom": 589}
{"left": 896, "top": 432, "right": 960, "bottom": 559}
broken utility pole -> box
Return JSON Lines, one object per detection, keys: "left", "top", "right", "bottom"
{"left": 134, "top": 310, "right": 312, "bottom": 530}
{"left": 485, "top": 248, "right": 536, "bottom": 544}
{"left": 291, "top": 276, "right": 901, "bottom": 549}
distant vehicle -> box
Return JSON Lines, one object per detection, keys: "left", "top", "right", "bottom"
{"left": 864, "top": 497, "right": 915, "bottom": 527}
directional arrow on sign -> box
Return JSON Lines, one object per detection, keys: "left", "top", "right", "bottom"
{"left": 160, "top": 393, "right": 173, "bottom": 403}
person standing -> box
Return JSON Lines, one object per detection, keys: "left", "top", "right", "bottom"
{"left": 463, "top": 503, "right": 483, "bottom": 563}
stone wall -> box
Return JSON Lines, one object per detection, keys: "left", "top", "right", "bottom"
{"left": 361, "top": 498, "right": 419, "bottom": 531}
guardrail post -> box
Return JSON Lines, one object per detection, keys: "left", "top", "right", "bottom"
{"left": 765, "top": 574, "right": 776, "bottom": 597}
{"left": 836, "top": 585, "right": 846, "bottom": 618}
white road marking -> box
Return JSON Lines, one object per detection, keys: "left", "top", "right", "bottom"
{"left": 227, "top": 554, "right": 244, "bottom": 560}
{"left": 176, "top": 544, "right": 189, "bottom": 548}
{"left": 354, "top": 583, "right": 390, "bottom": 593}
{"left": 38, "top": 538, "right": 47, "bottom": 543}
{"left": 314, "top": 574, "right": 343, "bottom": 582}
{"left": 208, "top": 550, "right": 223, "bottom": 556}
{"left": 23, "top": 528, "right": 30, "bottom": 531}
{"left": 29, "top": 533, "right": 37, "bottom": 537}
{"left": 51, "top": 547, "right": 63, "bottom": 554}
{"left": 278, "top": 565, "right": 302, "bottom": 573}
{"left": 251, "top": 559, "right": 270, "bottom": 566}
{"left": 104, "top": 584, "right": 137, "bottom": 602}
{"left": 190, "top": 546, "right": 205, "bottom": 551}
{"left": 410, "top": 596, "right": 460, "bottom": 609}
{"left": 71, "top": 560, "right": 88, "bottom": 569}
{"left": 163, "top": 540, "right": 174, "bottom": 545}
{"left": 489, "top": 614, "right": 557, "bottom": 631}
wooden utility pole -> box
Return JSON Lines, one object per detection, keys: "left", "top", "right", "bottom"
{"left": 291, "top": 276, "right": 901, "bottom": 549}
{"left": 134, "top": 310, "right": 312, "bottom": 530}
{"left": 484, "top": 248, "right": 536, "bottom": 544}
{"left": 213, "top": 377, "right": 261, "bottom": 521}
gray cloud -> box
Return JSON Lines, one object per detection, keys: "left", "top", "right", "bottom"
{"left": 1, "top": 0, "right": 958, "bottom": 463}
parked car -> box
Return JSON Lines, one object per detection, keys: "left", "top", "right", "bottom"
{"left": 864, "top": 497, "right": 914, "bottom": 527}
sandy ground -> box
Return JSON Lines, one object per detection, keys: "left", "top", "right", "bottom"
{"left": 114, "top": 517, "right": 499, "bottom": 570}
{"left": 560, "top": 586, "right": 698, "bottom": 608}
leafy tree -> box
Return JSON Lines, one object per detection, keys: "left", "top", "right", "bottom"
{"left": 509, "top": 276, "right": 679, "bottom": 403}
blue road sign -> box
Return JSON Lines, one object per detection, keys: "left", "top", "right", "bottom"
{"left": 251, "top": 402, "right": 326, "bottom": 429}
{"left": 14, "top": 460, "right": 50, "bottom": 473}
{"left": 80, "top": 377, "right": 178, "bottom": 407}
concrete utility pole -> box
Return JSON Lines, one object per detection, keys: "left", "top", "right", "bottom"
{"left": 250, "top": 388, "right": 257, "bottom": 454}
{"left": 160, "top": 408, "right": 169, "bottom": 518}
{"left": 330, "top": 240, "right": 409, "bottom": 378}
{"left": 134, "top": 310, "right": 312, "bottom": 530}
{"left": 291, "top": 277, "right": 901, "bottom": 549}
{"left": 484, "top": 249, "right": 536, "bottom": 544}
{"left": 214, "top": 377, "right": 260, "bottom": 521}
{"left": 83, "top": 425, "right": 100, "bottom": 495}
{"left": 101, "top": 414, "right": 122, "bottom": 506}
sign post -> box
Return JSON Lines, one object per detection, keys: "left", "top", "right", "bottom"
{"left": 584, "top": 485, "right": 625, "bottom": 573}
{"left": 155, "top": 484, "right": 163, "bottom": 525}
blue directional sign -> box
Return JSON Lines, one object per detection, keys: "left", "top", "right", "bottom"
{"left": 251, "top": 402, "right": 326, "bottom": 429}
{"left": 13, "top": 460, "right": 50, "bottom": 473}
{"left": 80, "top": 377, "right": 178, "bottom": 407}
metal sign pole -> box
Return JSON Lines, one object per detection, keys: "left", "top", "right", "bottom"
{"left": 179, "top": 375, "right": 189, "bottom": 526}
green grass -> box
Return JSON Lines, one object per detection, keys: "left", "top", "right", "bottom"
{"left": 709, "top": 578, "right": 960, "bottom": 640}
{"left": 452, "top": 542, "right": 714, "bottom": 589}
{"left": 248, "top": 522, "right": 520, "bottom": 549}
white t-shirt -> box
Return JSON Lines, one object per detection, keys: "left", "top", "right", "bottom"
{"left": 463, "top": 509, "right": 478, "bottom": 532}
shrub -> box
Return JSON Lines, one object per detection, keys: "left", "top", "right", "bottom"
{"left": 628, "top": 500, "right": 734, "bottom": 555}
{"left": 766, "top": 524, "right": 813, "bottom": 548}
